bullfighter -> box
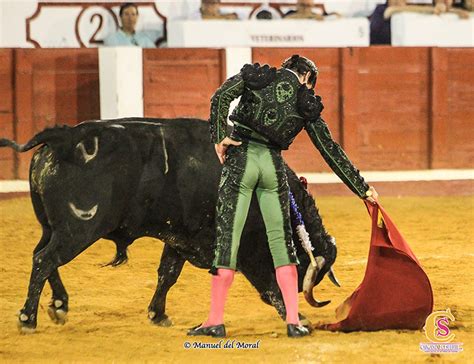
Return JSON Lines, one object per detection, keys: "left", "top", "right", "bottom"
{"left": 188, "top": 55, "right": 378, "bottom": 338}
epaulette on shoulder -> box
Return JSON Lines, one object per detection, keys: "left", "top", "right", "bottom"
{"left": 297, "top": 85, "right": 324, "bottom": 121}
{"left": 241, "top": 63, "right": 277, "bottom": 90}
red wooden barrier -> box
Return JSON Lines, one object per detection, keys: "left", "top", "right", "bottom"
{"left": 0, "top": 50, "right": 15, "bottom": 180}
{"left": 253, "top": 47, "right": 434, "bottom": 172}
{"left": 345, "top": 47, "right": 431, "bottom": 171}
{"left": 143, "top": 48, "right": 226, "bottom": 119}
{"left": 14, "top": 49, "right": 100, "bottom": 179}
{"left": 0, "top": 47, "right": 472, "bottom": 181}
{"left": 431, "top": 48, "right": 474, "bottom": 169}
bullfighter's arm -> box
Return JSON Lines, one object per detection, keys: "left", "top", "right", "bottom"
{"left": 305, "top": 118, "right": 370, "bottom": 198}
{"left": 296, "top": 86, "right": 369, "bottom": 198}
{"left": 209, "top": 73, "right": 245, "bottom": 144}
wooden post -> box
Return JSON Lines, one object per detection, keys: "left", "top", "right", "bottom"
{"left": 341, "top": 47, "right": 360, "bottom": 165}
{"left": 430, "top": 47, "right": 448, "bottom": 169}
{"left": 13, "top": 50, "right": 35, "bottom": 179}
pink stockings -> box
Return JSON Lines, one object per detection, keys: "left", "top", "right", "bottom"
{"left": 275, "top": 264, "right": 300, "bottom": 325}
{"left": 203, "top": 268, "right": 235, "bottom": 327}
{"left": 202, "top": 265, "right": 300, "bottom": 327}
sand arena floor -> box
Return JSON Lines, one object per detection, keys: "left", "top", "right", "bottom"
{"left": 0, "top": 195, "right": 472, "bottom": 363}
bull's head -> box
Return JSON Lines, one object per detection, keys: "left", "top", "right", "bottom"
{"left": 302, "top": 236, "right": 339, "bottom": 308}
{"left": 287, "top": 169, "right": 340, "bottom": 308}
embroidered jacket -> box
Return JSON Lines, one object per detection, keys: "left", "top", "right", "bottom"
{"left": 209, "top": 63, "right": 369, "bottom": 198}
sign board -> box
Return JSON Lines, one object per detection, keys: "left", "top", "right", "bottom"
{"left": 168, "top": 18, "right": 370, "bottom": 48}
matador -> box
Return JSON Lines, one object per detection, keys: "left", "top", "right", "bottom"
{"left": 188, "top": 55, "right": 378, "bottom": 338}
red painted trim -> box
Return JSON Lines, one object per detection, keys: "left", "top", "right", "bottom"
{"left": 151, "top": 3, "right": 167, "bottom": 47}
{"left": 25, "top": 5, "right": 41, "bottom": 48}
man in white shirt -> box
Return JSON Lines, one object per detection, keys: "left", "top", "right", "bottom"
{"left": 104, "top": 3, "right": 155, "bottom": 48}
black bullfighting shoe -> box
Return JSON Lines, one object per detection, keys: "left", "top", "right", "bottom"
{"left": 287, "top": 324, "right": 310, "bottom": 338}
{"left": 187, "top": 323, "right": 226, "bottom": 338}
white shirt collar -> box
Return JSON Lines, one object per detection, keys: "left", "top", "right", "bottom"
{"left": 284, "top": 68, "right": 301, "bottom": 82}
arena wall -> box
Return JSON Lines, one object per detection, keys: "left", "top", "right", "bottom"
{"left": 0, "top": 50, "right": 14, "bottom": 180}
{"left": 0, "top": 47, "right": 473, "bottom": 180}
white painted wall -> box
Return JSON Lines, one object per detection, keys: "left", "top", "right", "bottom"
{"left": 0, "top": 0, "right": 386, "bottom": 48}
{"left": 0, "top": 2, "right": 2, "bottom": 46}
{"left": 391, "top": 12, "right": 474, "bottom": 47}
{"left": 0, "top": 0, "right": 200, "bottom": 48}
{"left": 99, "top": 47, "right": 144, "bottom": 119}
{"left": 0, "top": 0, "right": 37, "bottom": 47}
{"left": 225, "top": 47, "right": 252, "bottom": 78}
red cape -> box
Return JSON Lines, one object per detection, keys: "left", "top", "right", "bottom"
{"left": 318, "top": 201, "right": 433, "bottom": 331}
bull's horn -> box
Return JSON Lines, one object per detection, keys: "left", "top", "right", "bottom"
{"left": 328, "top": 267, "right": 341, "bottom": 287}
{"left": 303, "top": 256, "right": 331, "bottom": 308}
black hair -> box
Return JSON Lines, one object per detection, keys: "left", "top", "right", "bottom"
{"left": 281, "top": 54, "right": 318, "bottom": 88}
{"left": 119, "top": 2, "right": 138, "bottom": 17}
{"left": 256, "top": 10, "right": 273, "bottom": 20}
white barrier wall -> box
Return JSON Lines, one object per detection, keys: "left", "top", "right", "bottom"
{"left": 168, "top": 18, "right": 370, "bottom": 48}
{"left": 225, "top": 47, "right": 252, "bottom": 78}
{"left": 0, "top": 0, "right": 384, "bottom": 48}
{"left": 0, "top": 3, "right": 2, "bottom": 46}
{"left": 1, "top": 1, "right": 471, "bottom": 48}
{"left": 99, "top": 47, "right": 144, "bottom": 119}
{"left": 97, "top": 46, "right": 251, "bottom": 120}
{"left": 0, "top": 0, "right": 37, "bottom": 47}
{"left": 0, "top": 0, "right": 197, "bottom": 48}
{"left": 391, "top": 13, "right": 474, "bottom": 47}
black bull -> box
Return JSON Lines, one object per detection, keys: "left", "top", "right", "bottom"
{"left": 0, "top": 118, "right": 339, "bottom": 333}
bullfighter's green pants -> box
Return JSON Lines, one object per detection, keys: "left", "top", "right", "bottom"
{"left": 212, "top": 141, "right": 299, "bottom": 270}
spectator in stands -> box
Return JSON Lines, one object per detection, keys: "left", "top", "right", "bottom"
{"left": 201, "top": 0, "right": 238, "bottom": 19}
{"left": 104, "top": 3, "right": 155, "bottom": 48}
{"left": 370, "top": 1, "right": 391, "bottom": 45}
{"left": 372, "top": 0, "right": 471, "bottom": 44}
{"left": 283, "top": 0, "right": 324, "bottom": 20}
{"left": 383, "top": 0, "right": 470, "bottom": 19}
{"left": 255, "top": 9, "right": 273, "bottom": 19}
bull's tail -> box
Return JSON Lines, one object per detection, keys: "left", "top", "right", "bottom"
{"left": 0, "top": 138, "right": 28, "bottom": 152}
{"left": 0, "top": 125, "right": 72, "bottom": 157}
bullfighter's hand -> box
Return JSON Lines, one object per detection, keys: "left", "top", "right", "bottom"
{"left": 365, "top": 186, "right": 379, "bottom": 204}
{"left": 215, "top": 137, "right": 242, "bottom": 164}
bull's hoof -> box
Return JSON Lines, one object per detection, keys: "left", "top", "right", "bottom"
{"left": 148, "top": 311, "right": 172, "bottom": 327}
{"left": 47, "top": 299, "right": 68, "bottom": 325}
{"left": 17, "top": 313, "right": 36, "bottom": 334}
{"left": 47, "top": 307, "right": 68, "bottom": 325}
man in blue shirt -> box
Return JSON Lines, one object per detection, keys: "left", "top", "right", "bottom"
{"left": 104, "top": 3, "right": 156, "bottom": 48}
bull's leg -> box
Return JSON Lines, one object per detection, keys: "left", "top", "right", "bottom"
{"left": 32, "top": 230, "right": 70, "bottom": 325}
{"left": 239, "top": 264, "right": 287, "bottom": 320}
{"left": 30, "top": 191, "right": 69, "bottom": 324}
{"left": 18, "top": 248, "right": 58, "bottom": 333}
{"left": 239, "top": 264, "right": 312, "bottom": 327}
{"left": 148, "top": 244, "right": 185, "bottom": 327}
{"left": 18, "top": 233, "right": 95, "bottom": 333}
{"left": 46, "top": 269, "right": 69, "bottom": 325}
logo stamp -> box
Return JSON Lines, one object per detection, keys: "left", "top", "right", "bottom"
{"left": 420, "top": 308, "right": 463, "bottom": 353}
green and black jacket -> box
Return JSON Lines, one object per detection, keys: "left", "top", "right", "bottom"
{"left": 209, "top": 63, "right": 369, "bottom": 198}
